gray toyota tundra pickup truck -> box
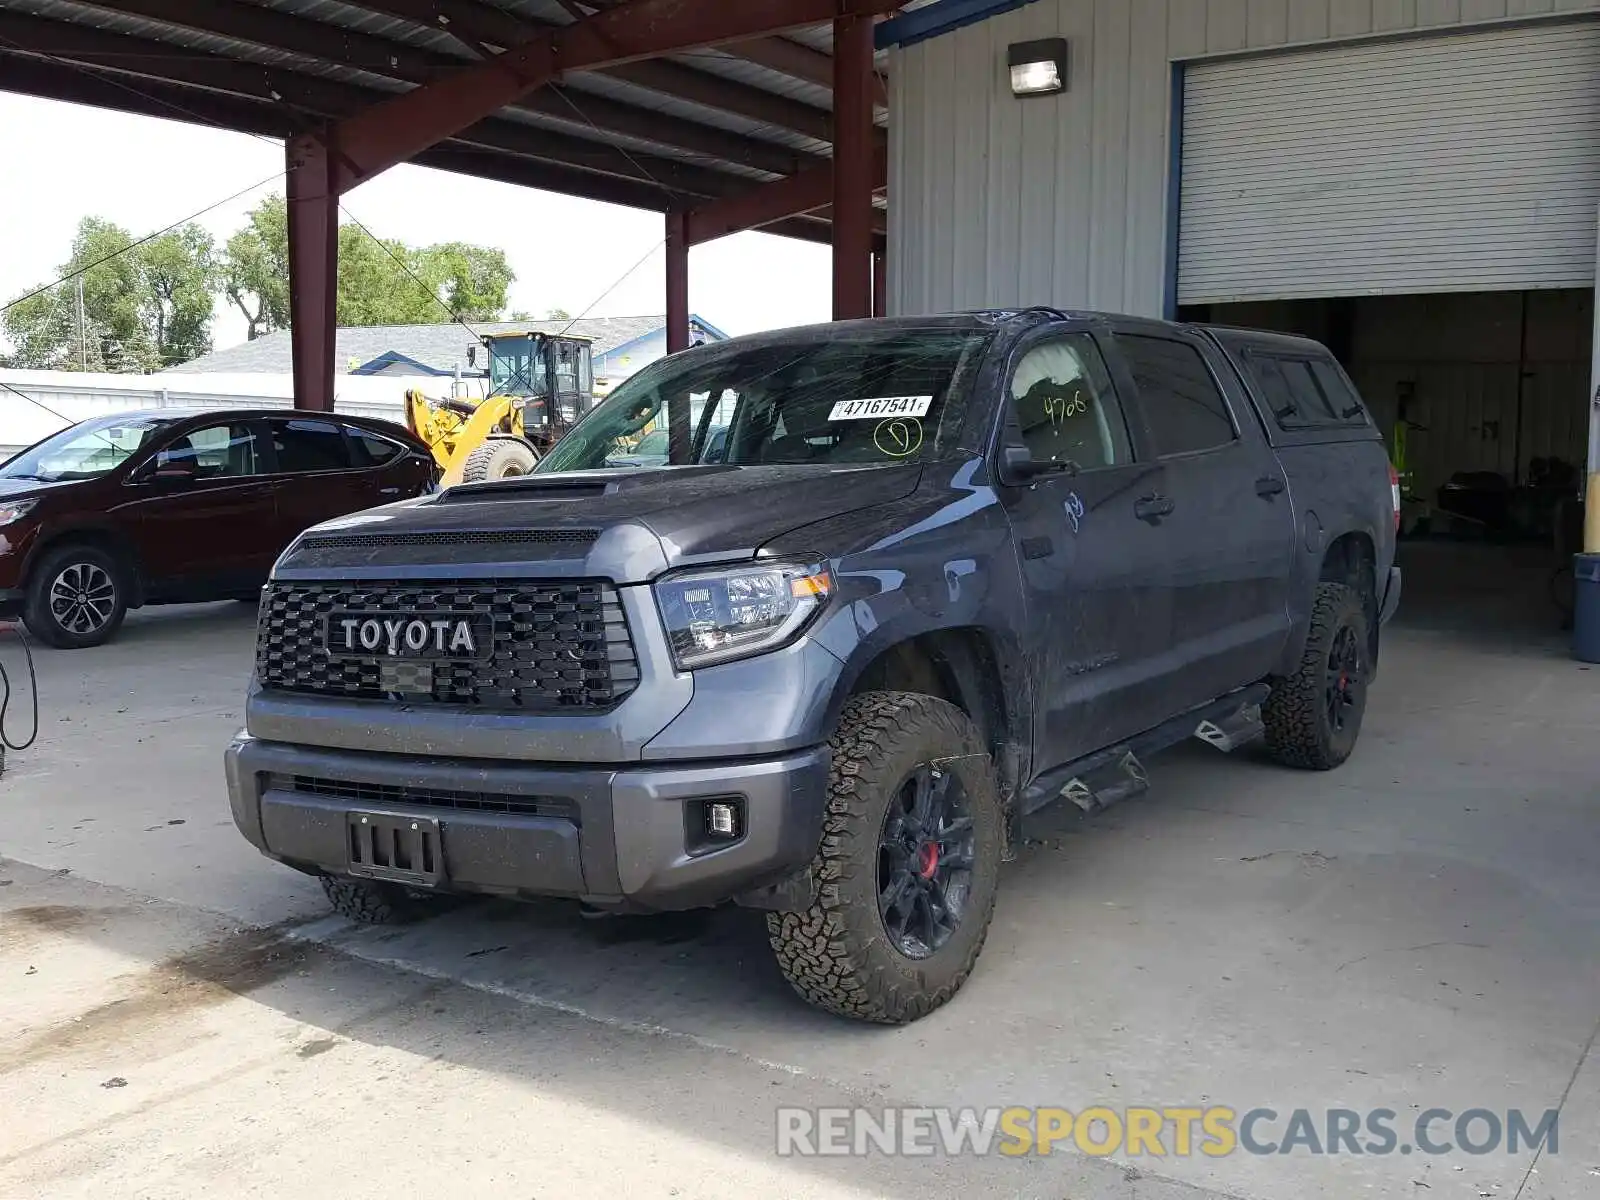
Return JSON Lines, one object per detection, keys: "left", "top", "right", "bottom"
{"left": 226, "top": 308, "right": 1400, "bottom": 1024}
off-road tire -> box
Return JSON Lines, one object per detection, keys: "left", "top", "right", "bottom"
{"left": 22, "top": 542, "right": 129, "bottom": 649}
{"left": 461, "top": 436, "right": 538, "bottom": 483}
{"left": 1263, "top": 582, "right": 1370, "bottom": 771}
{"left": 321, "top": 875, "right": 430, "bottom": 925}
{"left": 766, "top": 691, "right": 1004, "bottom": 1024}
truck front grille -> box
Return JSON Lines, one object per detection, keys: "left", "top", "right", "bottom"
{"left": 256, "top": 579, "right": 639, "bottom": 710}
{"left": 276, "top": 774, "right": 578, "bottom": 821}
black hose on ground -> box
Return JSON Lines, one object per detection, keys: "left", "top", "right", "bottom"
{"left": 0, "top": 622, "right": 40, "bottom": 770}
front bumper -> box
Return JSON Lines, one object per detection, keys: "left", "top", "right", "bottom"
{"left": 225, "top": 735, "right": 830, "bottom": 912}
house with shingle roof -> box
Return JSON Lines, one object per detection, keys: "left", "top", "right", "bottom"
{"left": 169, "top": 315, "right": 728, "bottom": 387}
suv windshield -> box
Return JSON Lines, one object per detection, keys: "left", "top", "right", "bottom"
{"left": 536, "top": 327, "right": 993, "bottom": 473}
{"left": 0, "top": 416, "right": 174, "bottom": 482}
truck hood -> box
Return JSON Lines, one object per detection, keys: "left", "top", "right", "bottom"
{"left": 281, "top": 462, "right": 923, "bottom": 583}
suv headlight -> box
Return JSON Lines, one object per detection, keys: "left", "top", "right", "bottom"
{"left": 654, "top": 562, "right": 833, "bottom": 670}
{"left": 0, "top": 497, "right": 38, "bottom": 525}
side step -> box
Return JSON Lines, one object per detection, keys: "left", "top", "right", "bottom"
{"left": 1057, "top": 750, "right": 1149, "bottom": 816}
{"left": 1193, "top": 702, "right": 1264, "bottom": 753}
{"left": 1016, "top": 683, "right": 1273, "bottom": 835}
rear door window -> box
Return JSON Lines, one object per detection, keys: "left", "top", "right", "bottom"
{"left": 349, "top": 427, "right": 405, "bottom": 466}
{"left": 1118, "top": 334, "right": 1237, "bottom": 458}
{"left": 269, "top": 418, "right": 351, "bottom": 473}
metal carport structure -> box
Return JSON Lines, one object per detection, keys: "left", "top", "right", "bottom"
{"left": 0, "top": 0, "right": 908, "bottom": 411}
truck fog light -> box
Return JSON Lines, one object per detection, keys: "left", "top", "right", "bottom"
{"left": 707, "top": 802, "right": 741, "bottom": 839}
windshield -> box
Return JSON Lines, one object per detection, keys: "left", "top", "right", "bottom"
{"left": 1, "top": 416, "right": 174, "bottom": 482}
{"left": 536, "top": 328, "right": 993, "bottom": 473}
{"left": 488, "top": 336, "right": 547, "bottom": 397}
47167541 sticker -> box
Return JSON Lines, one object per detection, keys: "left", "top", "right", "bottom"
{"left": 828, "top": 395, "right": 933, "bottom": 421}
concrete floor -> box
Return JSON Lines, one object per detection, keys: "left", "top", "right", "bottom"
{"left": 2, "top": 543, "right": 1598, "bottom": 1200}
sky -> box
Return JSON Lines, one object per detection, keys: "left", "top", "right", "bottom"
{"left": 0, "top": 93, "right": 836, "bottom": 356}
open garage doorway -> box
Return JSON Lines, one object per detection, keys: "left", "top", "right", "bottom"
{"left": 1183, "top": 289, "right": 1592, "bottom": 643}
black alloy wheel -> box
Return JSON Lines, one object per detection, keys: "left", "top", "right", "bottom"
{"left": 877, "top": 763, "right": 976, "bottom": 960}
{"left": 1324, "top": 624, "right": 1363, "bottom": 734}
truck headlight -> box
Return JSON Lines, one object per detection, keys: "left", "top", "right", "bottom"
{"left": 654, "top": 562, "right": 832, "bottom": 670}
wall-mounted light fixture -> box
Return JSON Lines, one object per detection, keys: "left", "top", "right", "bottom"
{"left": 1008, "top": 38, "right": 1068, "bottom": 97}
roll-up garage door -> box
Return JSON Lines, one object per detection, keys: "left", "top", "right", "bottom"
{"left": 1177, "top": 23, "right": 1600, "bottom": 305}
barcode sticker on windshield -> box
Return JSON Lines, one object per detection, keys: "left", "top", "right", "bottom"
{"left": 828, "top": 396, "right": 933, "bottom": 421}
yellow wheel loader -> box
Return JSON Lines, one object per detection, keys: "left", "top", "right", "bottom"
{"left": 405, "top": 331, "right": 597, "bottom": 487}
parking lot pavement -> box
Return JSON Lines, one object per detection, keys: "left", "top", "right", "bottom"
{"left": 3, "top": 576, "right": 1599, "bottom": 1200}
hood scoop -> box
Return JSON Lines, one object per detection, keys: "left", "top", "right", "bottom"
{"left": 286, "top": 526, "right": 600, "bottom": 569}
{"left": 437, "top": 463, "right": 741, "bottom": 503}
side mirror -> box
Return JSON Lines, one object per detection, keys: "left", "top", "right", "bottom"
{"left": 1000, "top": 444, "right": 1070, "bottom": 484}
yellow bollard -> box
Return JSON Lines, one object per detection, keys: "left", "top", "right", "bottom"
{"left": 1588, "top": 474, "right": 1600, "bottom": 555}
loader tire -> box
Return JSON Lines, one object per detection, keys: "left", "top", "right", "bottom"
{"left": 461, "top": 437, "right": 538, "bottom": 482}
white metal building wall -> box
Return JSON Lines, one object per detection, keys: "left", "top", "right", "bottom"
{"left": 1179, "top": 24, "right": 1600, "bottom": 304}
{"left": 887, "top": 0, "right": 1600, "bottom": 318}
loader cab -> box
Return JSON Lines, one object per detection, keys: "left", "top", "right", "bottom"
{"left": 484, "top": 332, "right": 595, "bottom": 443}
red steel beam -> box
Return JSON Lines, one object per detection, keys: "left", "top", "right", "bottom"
{"left": 0, "top": 13, "right": 764, "bottom": 201}
{"left": 723, "top": 35, "right": 887, "bottom": 108}
{"left": 345, "top": 0, "right": 839, "bottom": 140}
{"left": 285, "top": 133, "right": 339, "bottom": 413}
{"left": 831, "top": 12, "right": 875, "bottom": 321}
{"left": 686, "top": 145, "right": 886, "bottom": 246}
{"left": 665, "top": 209, "right": 691, "bottom": 355}
{"left": 331, "top": 0, "right": 904, "bottom": 192}
{"left": 70, "top": 0, "right": 809, "bottom": 176}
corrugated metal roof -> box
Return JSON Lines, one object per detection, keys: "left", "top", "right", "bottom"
{"left": 0, "top": 0, "right": 894, "bottom": 242}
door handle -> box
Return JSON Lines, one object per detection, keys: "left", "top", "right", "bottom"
{"left": 378, "top": 486, "right": 401, "bottom": 496}
{"left": 1255, "top": 476, "right": 1286, "bottom": 498}
{"left": 1134, "top": 494, "right": 1174, "bottom": 523}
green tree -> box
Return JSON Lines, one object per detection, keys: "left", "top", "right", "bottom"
{"left": 140, "top": 224, "right": 216, "bottom": 366}
{"left": 3, "top": 218, "right": 153, "bottom": 371}
{"left": 426, "top": 243, "right": 515, "bottom": 322}
{"left": 222, "top": 195, "right": 289, "bottom": 341}
{"left": 545, "top": 306, "right": 573, "bottom": 321}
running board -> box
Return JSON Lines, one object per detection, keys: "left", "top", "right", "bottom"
{"left": 1018, "top": 683, "right": 1272, "bottom": 830}
{"left": 1193, "top": 702, "right": 1264, "bottom": 753}
{"left": 1058, "top": 750, "right": 1150, "bottom": 815}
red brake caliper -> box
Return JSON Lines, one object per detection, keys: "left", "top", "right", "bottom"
{"left": 917, "top": 842, "right": 940, "bottom": 879}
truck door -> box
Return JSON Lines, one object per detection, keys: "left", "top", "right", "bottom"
{"left": 996, "top": 328, "right": 1175, "bottom": 769}
{"left": 1110, "top": 328, "right": 1297, "bottom": 716}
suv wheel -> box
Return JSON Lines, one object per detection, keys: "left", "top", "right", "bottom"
{"left": 767, "top": 691, "right": 1004, "bottom": 1024}
{"left": 23, "top": 544, "right": 128, "bottom": 649}
{"left": 1263, "top": 582, "right": 1371, "bottom": 770}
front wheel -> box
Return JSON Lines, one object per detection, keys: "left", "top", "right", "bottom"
{"left": 22, "top": 543, "right": 128, "bottom": 649}
{"left": 766, "top": 691, "right": 1004, "bottom": 1024}
{"left": 460, "top": 436, "right": 539, "bottom": 483}
{"left": 1263, "top": 582, "right": 1371, "bottom": 770}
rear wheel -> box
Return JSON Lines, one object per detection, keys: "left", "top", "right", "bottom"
{"left": 321, "top": 876, "right": 437, "bottom": 925}
{"left": 23, "top": 543, "right": 128, "bottom": 649}
{"left": 766, "top": 691, "right": 1004, "bottom": 1024}
{"left": 461, "top": 436, "right": 539, "bottom": 483}
{"left": 1263, "top": 582, "right": 1370, "bottom": 770}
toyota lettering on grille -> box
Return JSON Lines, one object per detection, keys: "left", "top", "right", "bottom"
{"left": 324, "top": 612, "right": 493, "bottom": 660}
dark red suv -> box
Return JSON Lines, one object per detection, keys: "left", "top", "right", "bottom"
{"left": 0, "top": 409, "right": 439, "bottom": 647}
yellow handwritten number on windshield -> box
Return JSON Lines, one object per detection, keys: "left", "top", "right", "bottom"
{"left": 874, "top": 418, "right": 924, "bottom": 458}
